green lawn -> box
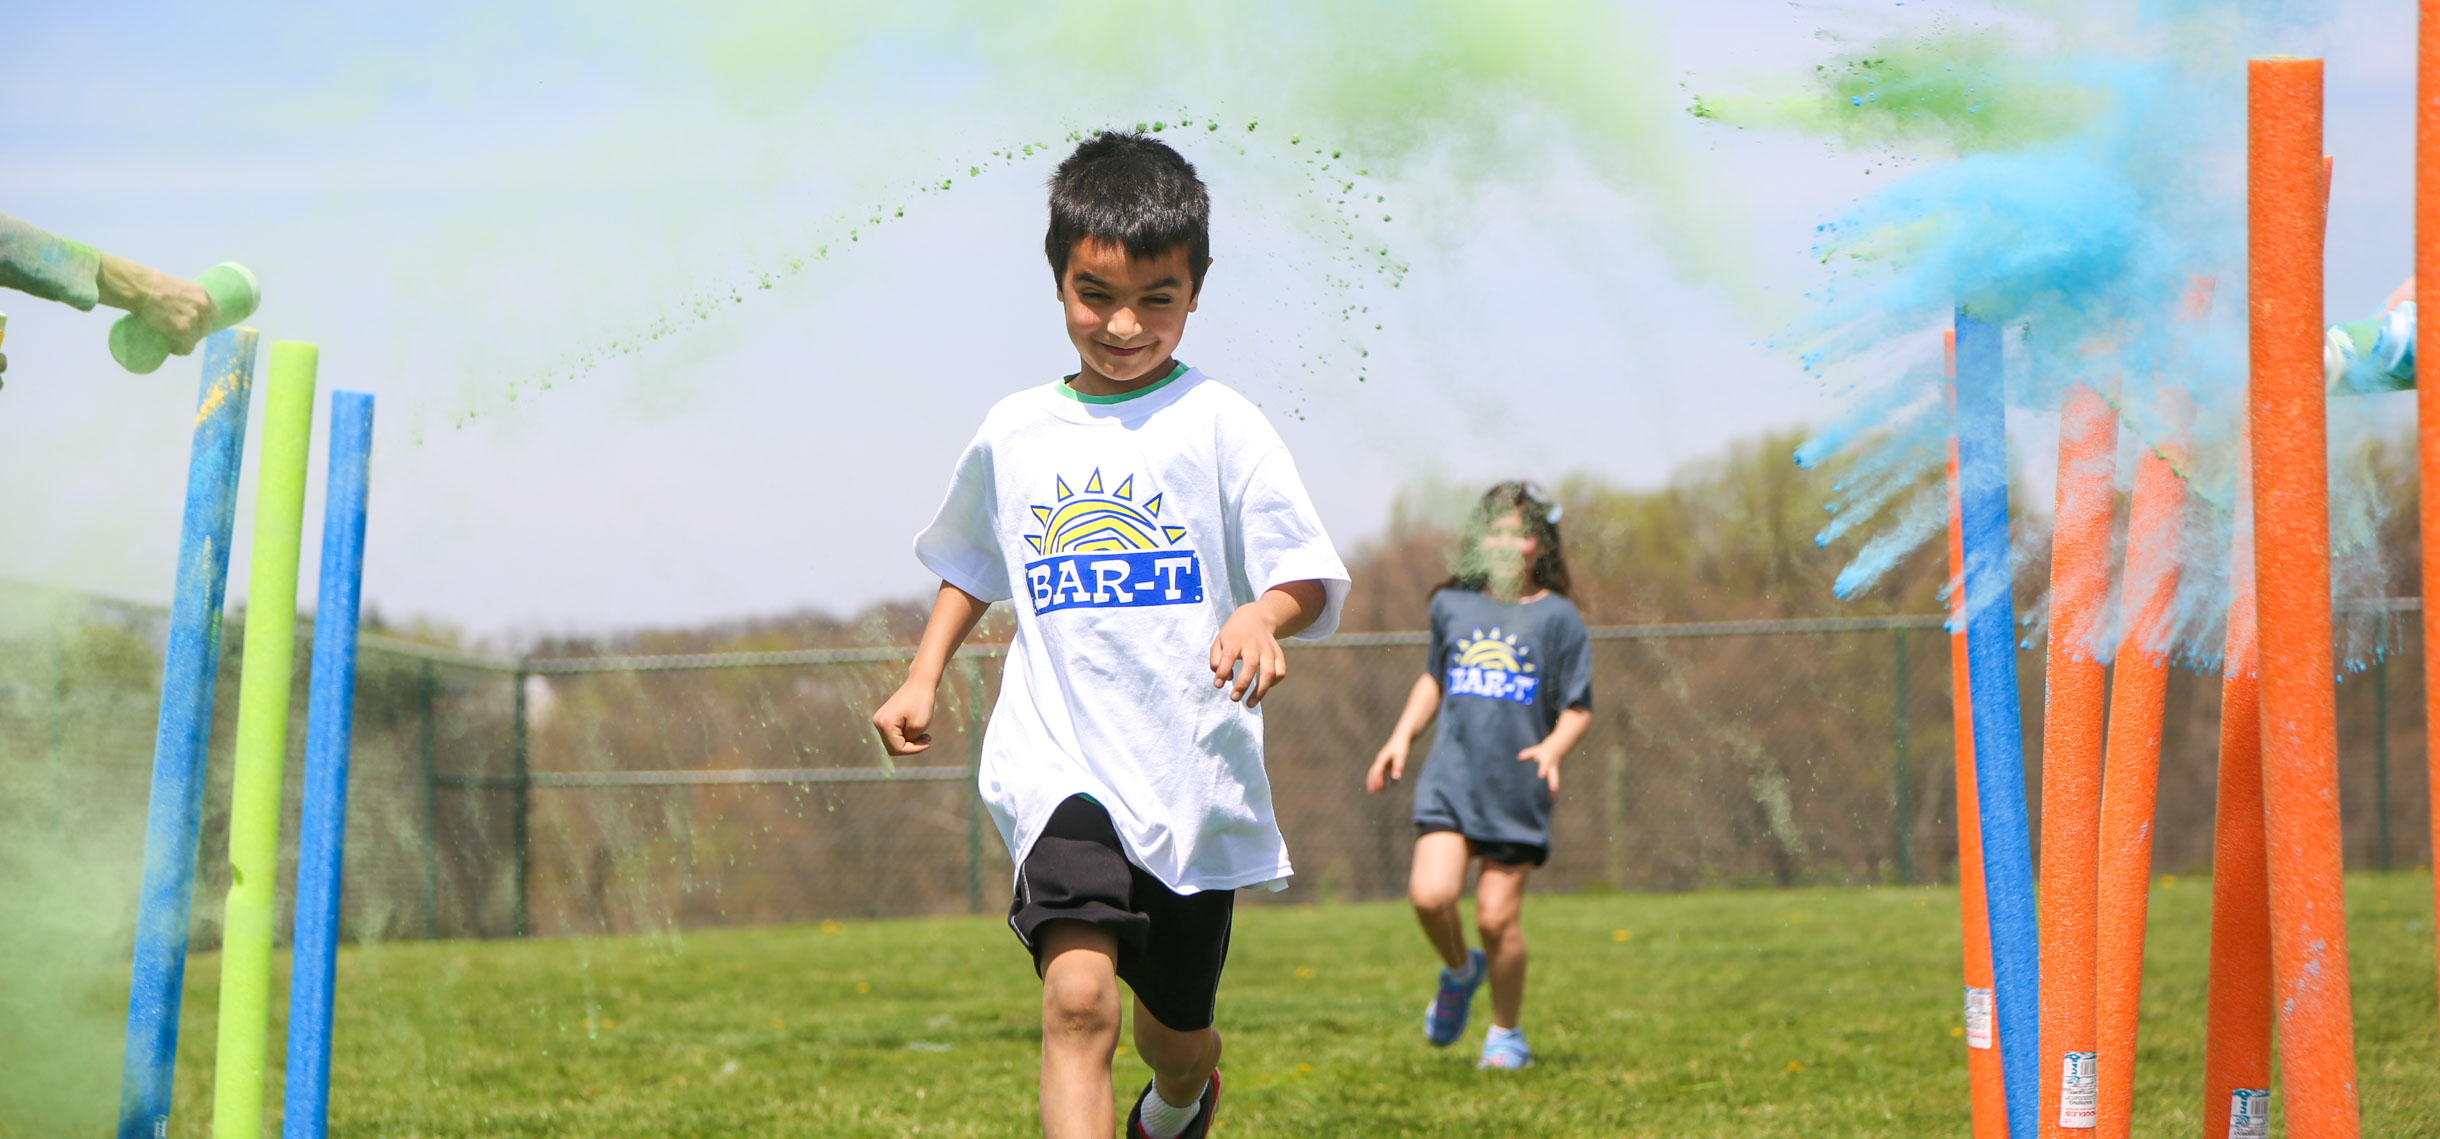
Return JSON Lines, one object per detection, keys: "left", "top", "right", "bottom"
{"left": 151, "top": 874, "right": 2439, "bottom": 1137}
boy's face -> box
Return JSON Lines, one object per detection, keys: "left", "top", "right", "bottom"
{"left": 1058, "top": 238, "right": 1201, "bottom": 387}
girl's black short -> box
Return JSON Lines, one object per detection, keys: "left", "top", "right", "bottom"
{"left": 1416, "top": 822, "right": 1550, "bottom": 868}
{"left": 1007, "top": 794, "right": 1235, "bottom": 1032}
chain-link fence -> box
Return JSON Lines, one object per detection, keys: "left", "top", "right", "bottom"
{"left": 3, "top": 583, "right": 2430, "bottom": 947}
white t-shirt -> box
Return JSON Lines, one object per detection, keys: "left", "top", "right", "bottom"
{"left": 914, "top": 364, "right": 1350, "bottom": 894}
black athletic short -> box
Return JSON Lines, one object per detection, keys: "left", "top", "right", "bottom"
{"left": 1009, "top": 794, "right": 1236, "bottom": 1032}
{"left": 1417, "top": 823, "right": 1550, "bottom": 868}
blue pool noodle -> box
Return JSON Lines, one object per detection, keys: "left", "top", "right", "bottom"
{"left": 282, "top": 391, "right": 375, "bottom": 1139}
{"left": 118, "top": 328, "right": 259, "bottom": 1139}
{"left": 1954, "top": 309, "right": 2040, "bottom": 1139}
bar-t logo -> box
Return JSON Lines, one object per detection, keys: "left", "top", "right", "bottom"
{"left": 1022, "top": 469, "right": 1204, "bottom": 615}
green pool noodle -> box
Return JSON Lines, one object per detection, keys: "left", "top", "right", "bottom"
{"left": 209, "top": 341, "right": 317, "bottom": 1139}
{"left": 109, "top": 262, "right": 260, "bottom": 374}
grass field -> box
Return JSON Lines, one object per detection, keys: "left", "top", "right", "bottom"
{"left": 153, "top": 873, "right": 2439, "bottom": 1138}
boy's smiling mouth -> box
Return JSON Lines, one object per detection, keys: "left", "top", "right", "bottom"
{"left": 1102, "top": 342, "right": 1149, "bottom": 357}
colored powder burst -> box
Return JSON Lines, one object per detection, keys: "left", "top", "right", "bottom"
{"left": 387, "top": 0, "right": 1754, "bottom": 425}
{"left": 0, "top": 587, "right": 170, "bottom": 1137}
{"left": 1691, "top": 26, "right": 2105, "bottom": 154}
{"left": 1704, "top": 5, "right": 2399, "bottom": 670}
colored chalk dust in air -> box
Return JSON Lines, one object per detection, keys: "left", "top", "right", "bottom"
{"left": 480, "top": 112, "right": 1408, "bottom": 431}
{"left": 1696, "top": 4, "right": 2399, "bottom": 670}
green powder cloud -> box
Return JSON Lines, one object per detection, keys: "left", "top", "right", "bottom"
{"left": 1689, "top": 26, "right": 2106, "bottom": 155}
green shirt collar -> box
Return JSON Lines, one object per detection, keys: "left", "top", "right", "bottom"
{"left": 1057, "top": 360, "right": 1188, "bottom": 404}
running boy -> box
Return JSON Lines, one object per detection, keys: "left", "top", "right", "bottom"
{"left": 871, "top": 131, "right": 1350, "bottom": 1139}
{"left": 1366, "top": 482, "right": 1592, "bottom": 1069}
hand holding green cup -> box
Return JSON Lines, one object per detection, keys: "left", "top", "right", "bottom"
{"left": 110, "top": 262, "right": 260, "bottom": 374}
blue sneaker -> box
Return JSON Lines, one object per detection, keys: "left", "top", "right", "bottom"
{"left": 1423, "top": 948, "right": 1485, "bottom": 1047}
{"left": 1478, "top": 1025, "right": 1532, "bottom": 1070}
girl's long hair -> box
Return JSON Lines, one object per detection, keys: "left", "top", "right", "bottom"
{"left": 1433, "top": 481, "right": 1573, "bottom": 598}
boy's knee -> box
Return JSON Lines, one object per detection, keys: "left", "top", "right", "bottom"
{"left": 1041, "top": 970, "right": 1120, "bottom": 1043}
{"left": 1410, "top": 881, "right": 1460, "bottom": 912}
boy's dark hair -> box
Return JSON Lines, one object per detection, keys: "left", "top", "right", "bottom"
{"left": 1435, "top": 481, "right": 1574, "bottom": 598}
{"left": 1045, "top": 131, "right": 1211, "bottom": 293}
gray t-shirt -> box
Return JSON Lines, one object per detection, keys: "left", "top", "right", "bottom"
{"left": 1411, "top": 588, "right": 1593, "bottom": 848}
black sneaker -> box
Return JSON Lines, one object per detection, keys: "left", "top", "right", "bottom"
{"left": 1125, "top": 1069, "right": 1220, "bottom": 1139}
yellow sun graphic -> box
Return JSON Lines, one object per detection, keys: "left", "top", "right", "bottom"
{"left": 1452, "top": 627, "right": 1537, "bottom": 674}
{"left": 1025, "top": 470, "right": 1190, "bottom": 555}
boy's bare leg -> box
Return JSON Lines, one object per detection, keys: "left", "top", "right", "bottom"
{"left": 1476, "top": 860, "right": 1533, "bottom": 1029}
{"left": 1407, "top": 831, "right": 1473, "bottom": 968}
{"left": 1132, "top": 996, "right": 1222, "bottom": 1109}
{"left": 1037, "top": 922, "right": 1123, "bottom": 1138}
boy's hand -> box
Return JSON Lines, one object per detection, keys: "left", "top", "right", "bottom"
{"left": 98, "top": 254, "right": 217, "bottom": 355}
{"left": 1366, "top": 739, "right": 1409, "bottom": 793}
{"left": 872, "top": 678, "right": 940, "bottom": 756}
{"left": 1518, "top": 741, "right": 1564, "bottom": 794}
{"left": 1209, "top": 603, "right": 1291, "bottom": 708}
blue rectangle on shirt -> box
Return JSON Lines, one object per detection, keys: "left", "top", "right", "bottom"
{"left": 1027, "top": 551, "right": 1205, "bottom": 614}
{"left": 1446, "top": 665, "right": 1540, "bottom": 704}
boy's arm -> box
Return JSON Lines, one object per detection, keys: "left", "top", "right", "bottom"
{"left": 0, "top": 214, "right": 217, "bottom": 352}
{"left": 1517, "top": 706, "right": 1595, "bottom": 794}
{"left": 1208, "top": 579, "right": 1328, "bottom": 708}
{"left": 872, "top": 581, "right": 992, "bottom": 755}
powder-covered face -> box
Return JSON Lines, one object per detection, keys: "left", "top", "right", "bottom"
{"left": 1475, "top": 509, "right": 1540, "bottom": 594}
{"left": 1058, "top": 238, "right": 1201, "bottom": 389}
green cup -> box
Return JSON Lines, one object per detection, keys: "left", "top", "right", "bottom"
{"left": 110, "top": 262, "right": 260, "bottom": 374}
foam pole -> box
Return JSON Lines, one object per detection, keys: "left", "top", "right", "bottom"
{"left": 210, "top": 341, "right": 320, "bottom": 1139}
{"left": 282, "top": 391, "right": 374, "bottom": 1139}
{"left": 2037, "top": 382, "right": 2114, "bottom": 1137}
{"left": 2248, "top": 56, "right": 2363, "bottom": 1138}
{"left": 2202, "top": 427, "right": 2272, "bottom": 1139}
{"left": 1956, "top": 307, "right": 2040, "bottom": 1139}
{"left": 2092, "top": 449, "right": 2186, "bottom": 1139}
{"left": 1947, "top": 336, "right": 2006, "bottom": 1139}
{"left": 2416, "top": 0, "right": 2440, "bottom": 1036}
{"left": 116, "top": 328, "right": 259, "bottom": 1139}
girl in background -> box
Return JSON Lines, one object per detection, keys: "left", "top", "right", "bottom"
{"left": 1366, "top": 481, "right": 1593, "bottom": 1070}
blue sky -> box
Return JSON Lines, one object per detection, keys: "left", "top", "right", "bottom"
{"left": 0, "top": 0, "right": 2414, "bottom": 639}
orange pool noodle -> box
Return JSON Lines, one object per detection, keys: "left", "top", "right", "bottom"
{"left": 1947, "top": 333, "right": 2005, "bottom": 1139}
{"left": 2092, "top": 449, "right": 2185, "bottom": 1139}
{"left": 2417, "top": 0, "right": 2440, "bottom": 1031}
{"left": 2247, "top": 55, "right": 2361, "bottom": 1139}
{"left": 2202, "top": 430, "right": 2272, "bottom": 1139}
{"left": 2038, "top": 383, "right": 2114, "bottom": 1137}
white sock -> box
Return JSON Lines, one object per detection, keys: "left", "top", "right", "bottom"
{"left": 1444, "top": 952, "right": 1483, "bottom": 984}
{"left": 1486, "top": 1024, "right": 1523, "bottom": 1045}
{"left": 1137, "top": 1082, "right": 1204, "bottom": 1139}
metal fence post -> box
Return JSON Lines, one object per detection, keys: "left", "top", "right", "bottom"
{"left": 1893, "top": 627, "right": 1913, "bottom": 886}
{"left": 965, "top": 658, "right": 984, "bottom": 914}
{"left": 2376, "top": 652, "right": 2392, "bottom": 872}
{"left": 418, "top": 660, "right": 441, "bottom": 939}
{"left": 1605, "top": 745, "right": 1629, "bottom": 889}
{"left": 511, "top": 660, "right": 531, "bottom": 939}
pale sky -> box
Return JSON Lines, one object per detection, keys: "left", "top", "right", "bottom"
{"left": 0, "top": 1, "right": 2413, "bottom": 642}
